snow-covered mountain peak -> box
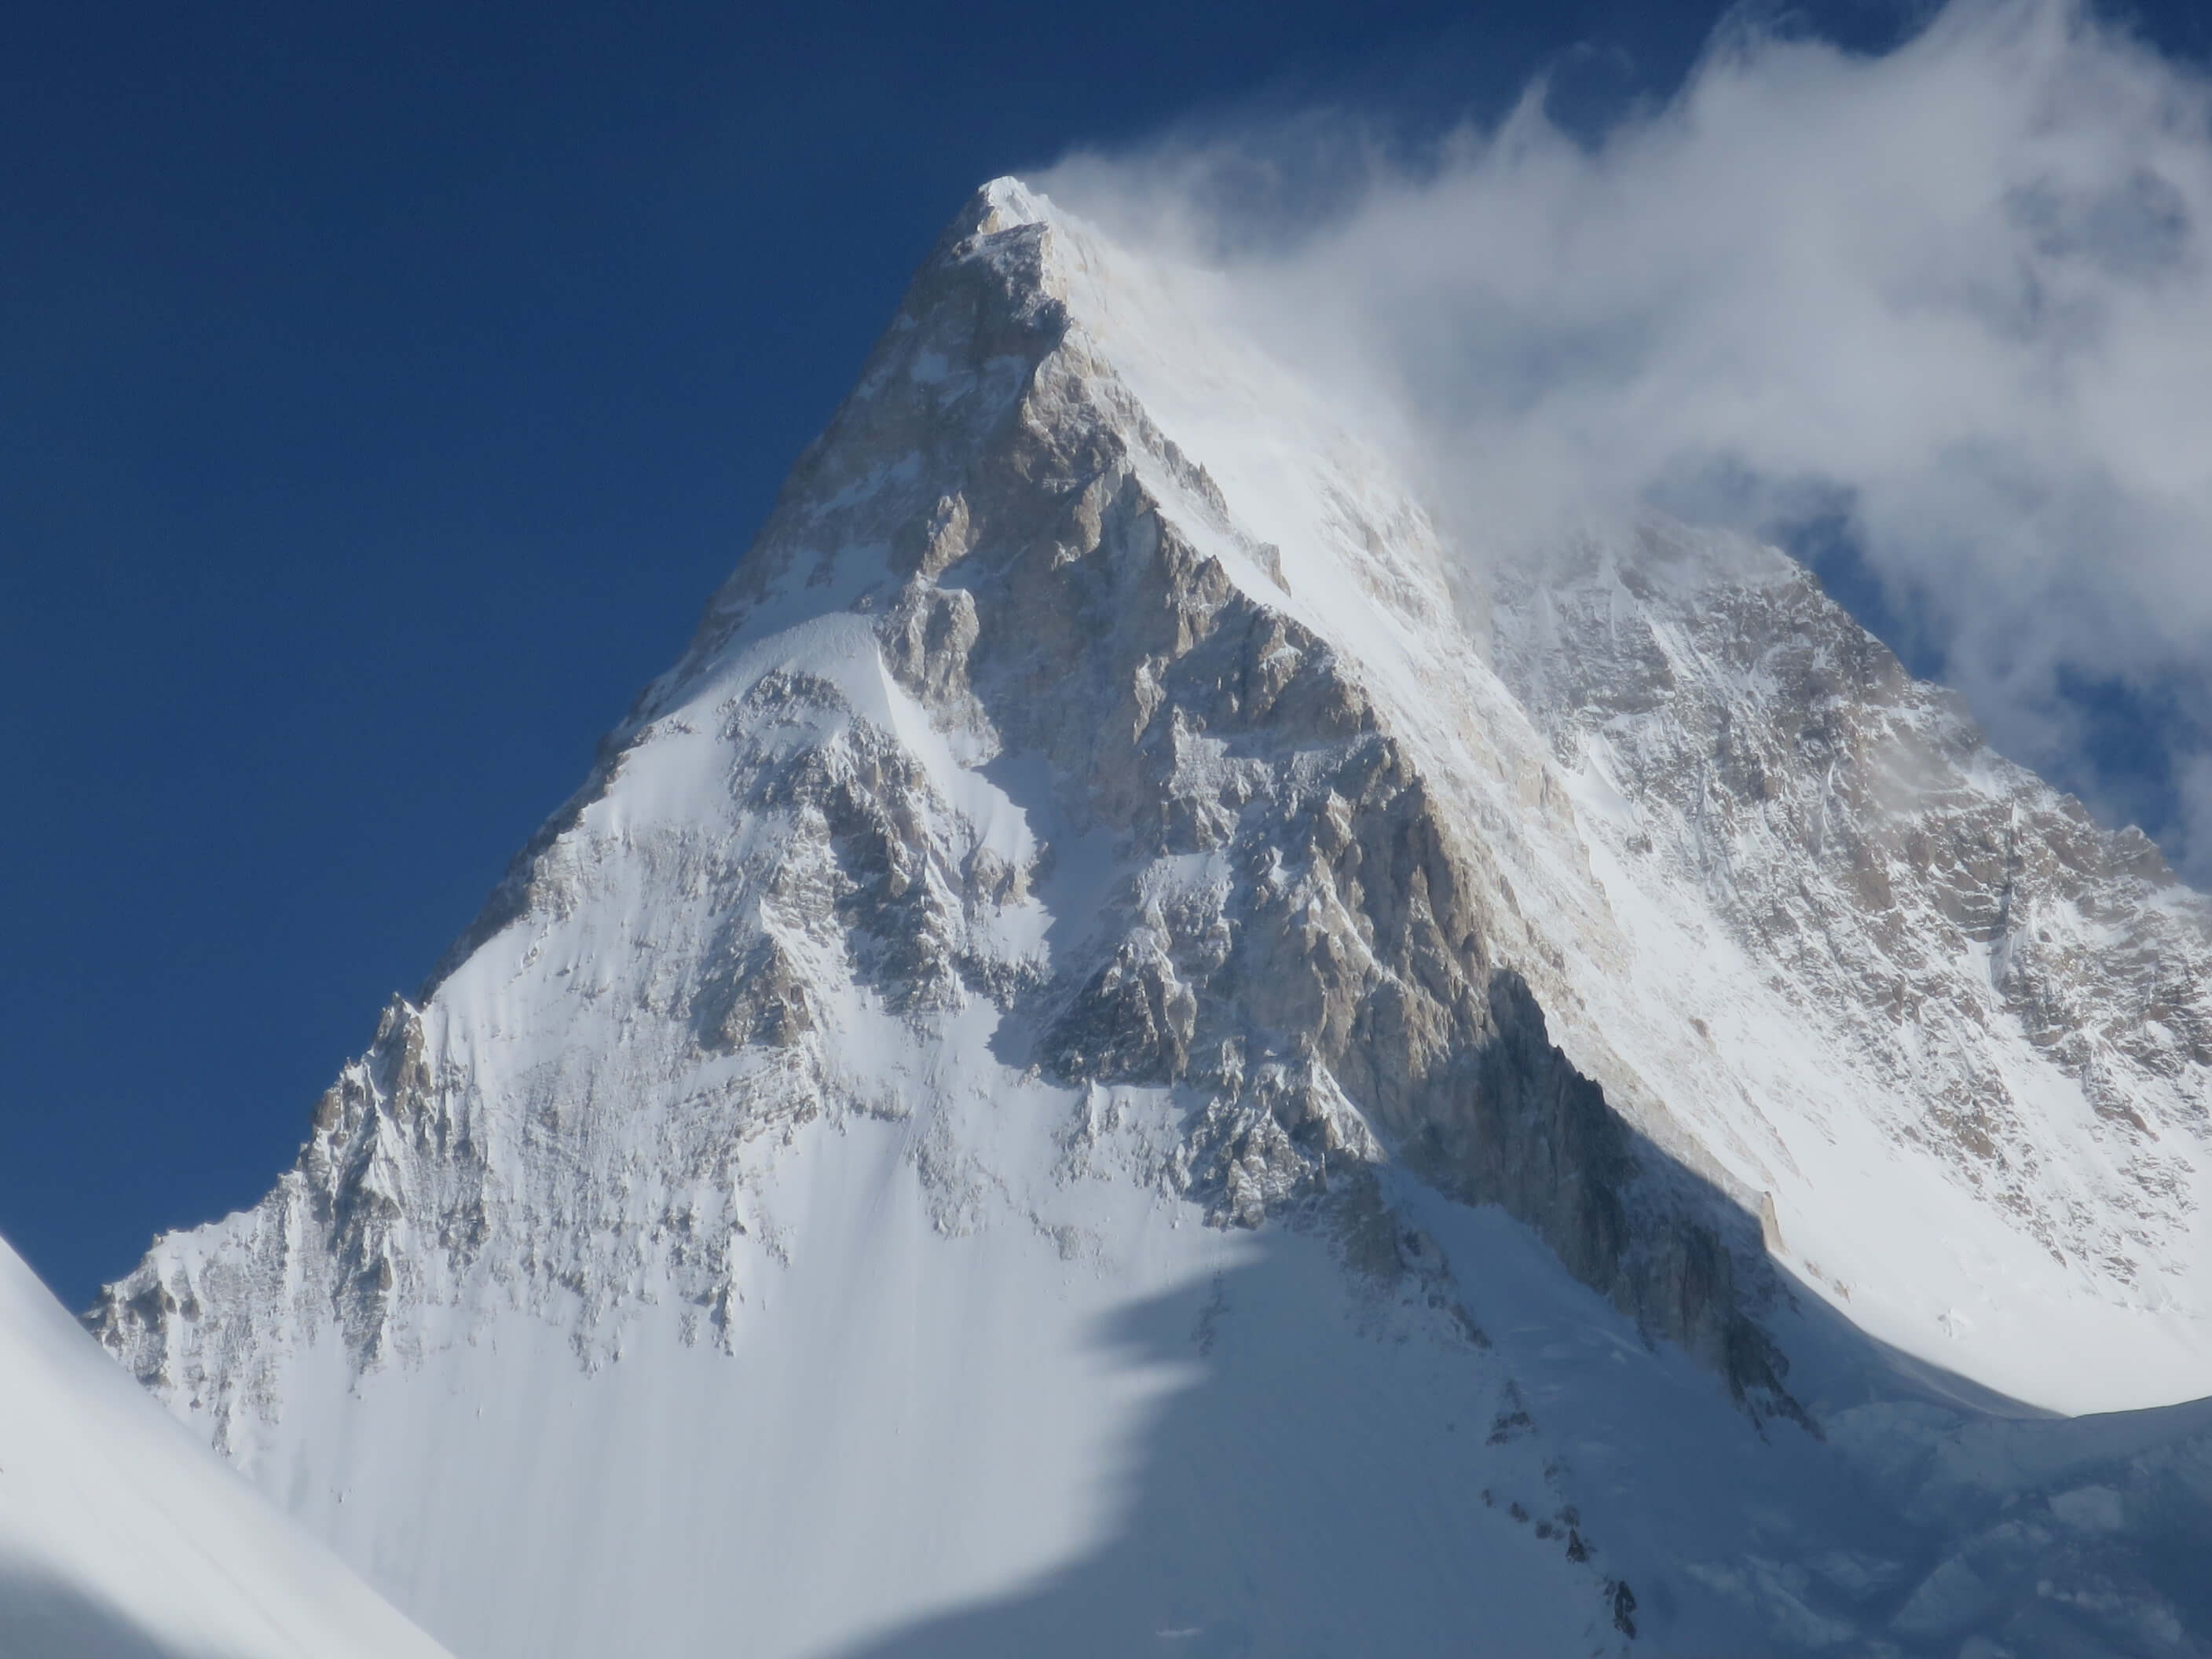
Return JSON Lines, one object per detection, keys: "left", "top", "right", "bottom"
{"left": 82, "top": 177, "right": 2212, "bottom": 1657}
{"left": 976, "top": 172, "right": 1051, "bottom": 229}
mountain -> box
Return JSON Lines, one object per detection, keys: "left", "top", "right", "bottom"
{"left": 0, "top": 1234, "right": 450, "bottom": 1658}
{"left": 85, "top": 179, "right": 2212, "bottom": 1657}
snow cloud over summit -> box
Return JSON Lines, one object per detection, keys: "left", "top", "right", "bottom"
{"left": 1040, "top": 0, "right": 2212, "bottom": 877}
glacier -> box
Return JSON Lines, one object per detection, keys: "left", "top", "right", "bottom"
{"left": 76, "top": 178, "right": 2212, "bottom": 1656}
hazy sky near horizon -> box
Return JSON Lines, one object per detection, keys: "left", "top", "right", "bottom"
{"left": 5, "top": 0, "right": 2210, "bottom": 1312}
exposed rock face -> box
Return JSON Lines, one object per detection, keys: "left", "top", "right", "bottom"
{"left": 82, "top": 180, "right": 2212, "bottom": 1657}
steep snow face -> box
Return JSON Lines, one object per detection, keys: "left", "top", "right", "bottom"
{"left": 85, "top": 179, "right": 2212, "bottom": 1655}
{"left": 0, "top": 1236, "right": 449, "bottom": 1659}
{"left": 1488, "top": 527, "right": 2212, "bottom": 1412}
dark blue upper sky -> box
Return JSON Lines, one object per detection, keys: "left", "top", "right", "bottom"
{"left": 6, "top": 0, "right": 2206, "bottom": 1313}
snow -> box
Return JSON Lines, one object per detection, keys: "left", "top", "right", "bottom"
{"left": 213, "top": 1117, "right": 1627, "bottom": 1658}
{"left": 0, "top": 1236, "right": 449, "bottom": 1659}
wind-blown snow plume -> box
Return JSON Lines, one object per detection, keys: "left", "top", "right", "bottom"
{"left": 1041, "top": 0, "right": 2212, "bottom": 874}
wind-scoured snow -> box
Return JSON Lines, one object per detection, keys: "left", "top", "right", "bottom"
{"left": 0, "top": 1236, "right": 449, "bottom": 1659}
{"left": 81, "top": 178, "right": 2212, "bottom": 1656}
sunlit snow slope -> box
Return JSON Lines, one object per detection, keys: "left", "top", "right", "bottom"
{"left": 87, "top": 181, "right": 2212, "bottom": 1657}
{"left": 0, "top": 1236, "right": 450, "bottom": 1659}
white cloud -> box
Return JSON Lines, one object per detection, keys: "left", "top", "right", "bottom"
{"left": 1038, "top": 0, "right": 2212, "bottom": 877}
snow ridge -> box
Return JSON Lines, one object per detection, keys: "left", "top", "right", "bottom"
{"left": 0, "top": 1236, "right": 450, "bottom": 1659}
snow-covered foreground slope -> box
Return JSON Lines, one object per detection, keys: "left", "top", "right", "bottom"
{"left": 0, "top": 1236, "right": 449, "bottom": 1659}
{"left": 84, "top": 181, "right": 2212, "bottom": 1655}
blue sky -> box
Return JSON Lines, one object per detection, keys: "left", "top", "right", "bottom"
{"left": 5, "top": 0, "right": 2208, "bottom": 1313}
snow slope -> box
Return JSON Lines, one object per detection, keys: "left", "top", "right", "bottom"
{"left": 0, "top": 1235, "right": 449, "bottom": 1659}
{"left": 82, "top": 179, "right": 2212, "bottom": 1655}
